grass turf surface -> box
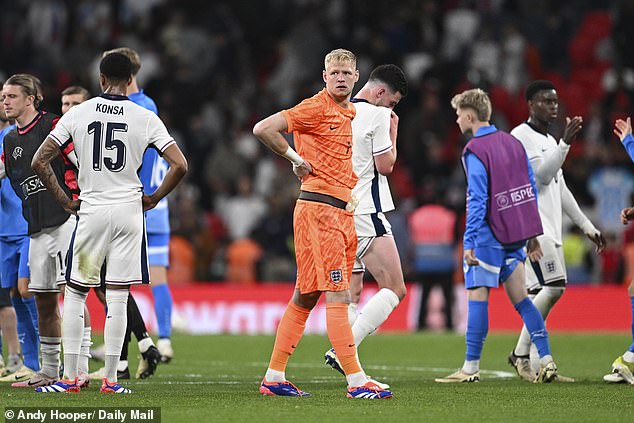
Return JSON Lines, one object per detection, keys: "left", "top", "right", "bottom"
{"left": 1, "top": 332, "right": 633, "bottom": 422}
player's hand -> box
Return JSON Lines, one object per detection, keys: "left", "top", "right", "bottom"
{"left": 389, "top": 111, "right": 399, "bottom": 143}
{"left": 64, "top": 199, "right": 81, "bottom": 215}
{"left": 562, "top": 116, "right": 583, "bottom": 145}
{"left": 613, "top": 117, "right": 632, "bottom": 142}
{"left": 292, "top": 160, "right": 313, "bottom": 181}
{"left": 586, "top": 231, "right": 606, "bottom": 254}
{"left": 621, "top": 207, "right": 634, "bottom": 225}
{"left": 142, "top": 194, "right": 159, "bottom": 212}
{"left": 527, "top": 237, "right": 543, "bottom": 262}
{"left": 464, "top": 249, "right": 479, "bottom": 266}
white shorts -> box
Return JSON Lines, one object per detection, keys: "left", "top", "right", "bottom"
{"left": 353, "top": 212, "right": 392, "bottom": 273}
{"left": 525, "top": 235, "right": 566, "bottom": 291}
{"left": 67, "top": 201, "right": 149, "bottom": 287}
{"left": 28, "top": 216, "right": 75, "bottom": 293}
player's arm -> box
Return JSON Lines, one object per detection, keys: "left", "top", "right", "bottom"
{"left": 614, "top": 117, "right": 634, "bottom": 162}
{"left": 0, "top": 155, "right": 5, "bottom": 179}
{"left": 142, "top": 143, "right": 187, "bottom": 212}
{"left": 560, "top": 175, "right": 605, "bottom": 252}
{"left": 528, "top": 142, "right": 569, "bottom": 186}
{"left": 463, "top": 152, "right": 488, "bottom": 266}
{"left": 32, "top": 137, "right": 79, "bottom": 214}
{"left": 374, "top": 110, "right": 399, "bottom": 175}
{"left": 253, "top": 112, "right": 312, "bottom": 178}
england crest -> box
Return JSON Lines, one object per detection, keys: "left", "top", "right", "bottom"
{"left": 330, "top": 269, "right": 342, "bottom": 284}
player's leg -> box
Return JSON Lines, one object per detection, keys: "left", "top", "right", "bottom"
{"left": 102, "top": 285, "right": 129, "bottom": 384}
{"left": 511, "top": 239, "right": 565, "bottom": 380}
{"left": 261, "top": 200, "right": 318, "bottom": 395}
{"left": 0, "top": 236, "right": 39, "bottom": 377}
{"left": 79, "top": 303, "right": 91, "bottom": 382}
{"left": 129, "top": 294, "right": 161, "bottom": 379}
{"left": 351, "top": 235, "right": 404, "bottom": 347}
{"left": 436, "top": 245, "right": 504, "bottom": 383}
{"left": 503, "top": 253, "right": 557, "bottom": 383}
{"left": 607, "top": 279, "right": 634, "bottom": 384}
{"left": 148, "top": 233, "right": 174, "bottom": 363}
{"left": 260, "top": 288, "right": 317, "bottom": 397}
{"left": 0, "top": 289, "right": 23, "bottom": 375}
{"left": 37, "top": 210, "right": 104, "bottom": 392}
{"left": 30, "top": 218, "right": 77, "bottom": 387}
{"left": 348, "top": 269, "right": 363, "bottom": 325}
{"left": 324, "top": 207, "right": 391, "bottom": 398}
{"left": 97, "top": 201, "right": 146, "bottom": 394}
{"left": 16, "top": 236, "right": 39, "bottom": 371}
{"left": 435, "top": 286, "right": 488, "bottom": 383}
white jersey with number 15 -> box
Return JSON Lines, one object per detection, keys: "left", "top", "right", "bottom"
{"left": 49, "top": 94, "right": 175, "bottom": 205}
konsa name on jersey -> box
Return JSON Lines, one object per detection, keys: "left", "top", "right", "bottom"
{"left": 96, "top": 103, "right": 124, "bottom": 115}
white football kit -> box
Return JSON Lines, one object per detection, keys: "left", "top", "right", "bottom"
{"left": 350, "top": 99, "right": 395, "bottom": 272}
{"left": 511, "top": 122, "right": 597, "bottom": 290}
{"left": 49, "top": 94, "right": 175, "bottom": 286}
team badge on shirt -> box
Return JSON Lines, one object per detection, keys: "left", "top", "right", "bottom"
{"left": 330, "top": 269, "right": 343, "bottom": 283}
{"left": 12, "top": 146, "right": 23, "bottom": 160}
{"left": 545, "top": 260, "right": 556, "bottom": 274}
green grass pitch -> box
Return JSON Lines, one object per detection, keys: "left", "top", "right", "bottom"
{"left": 2, "top": 332, "right": 633, "bottom": 422}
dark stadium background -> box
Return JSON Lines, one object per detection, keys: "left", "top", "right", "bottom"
{"left": 2, "top": 0, "right": 634, "bottom": 333}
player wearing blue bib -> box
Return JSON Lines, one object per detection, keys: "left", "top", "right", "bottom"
{"left": 107, "top": 47, "right": 174, "bottom": 363}
{"left": 435, "top": 89, "right": 558, "bottom": 384}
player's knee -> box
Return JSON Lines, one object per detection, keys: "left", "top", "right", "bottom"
{"left": 543, "top": 285, "right": 565, "bottom": 301}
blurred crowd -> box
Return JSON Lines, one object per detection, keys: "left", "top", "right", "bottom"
{"left": 2, "top": 0, "right": 634, "bottom": 287}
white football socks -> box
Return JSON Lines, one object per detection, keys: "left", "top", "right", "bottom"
{"left": 40, "top": 337, "right": 62, "bottom": 379}
{"left": 352, "top": 288, "right": 400, "bottom": 347}
{"left": 514, "top": 287, "right": 564, "bottom": 356}
{"left": 264, "top": 368, "right": 285, "bottom": 382}
{"left": 346, "top": 371, "right": 368, "bottom": 388}
{"left": 104, "top": 289, "right": 129, "bottom": 382}
{"left": 623, "top": 351, "right": 634, "bottom": 363}
{"left": 462, "top": 360, "right": 479, "bottom": 374}
{"left": 61, "top": 286, "right": 88, "bottom": 379}
{"left": 79, "top": 326, "right": 92, "bottom": 374}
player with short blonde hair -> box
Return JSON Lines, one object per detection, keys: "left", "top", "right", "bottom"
{"left": 253, "top": 49, "right": 392, "bottom": 399}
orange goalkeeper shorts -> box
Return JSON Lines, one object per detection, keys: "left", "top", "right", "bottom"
{"left": 293, "top": 199, "right": 356, "bottom": 294}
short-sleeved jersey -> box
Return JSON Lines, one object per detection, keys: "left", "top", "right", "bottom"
{"left": 350, "top": 99, "right": 395, "bottom": 214}
{"left": 0, "top": 124, "right": 28, "bottom": 236}
{"left": 3, "top": 111, "right": 74, "bottom": 235}
{"left": 49, "top": 93, "right": 175, "bottom": 205}
{"left": 282, "top": 89, "right": 357, "bottom": 202}
{"left": 131, "top": 90, "right": 170, "bottom": 234}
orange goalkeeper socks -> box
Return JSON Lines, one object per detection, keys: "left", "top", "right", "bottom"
{"left": 326, "top": 303, "right": 362, "bottom": 375}
{"left": 268, "top": 302, "right": 311, "bottom": 372}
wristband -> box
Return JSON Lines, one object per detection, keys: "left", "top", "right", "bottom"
{"left": 283, "top": 146, "right": 304, "bottom": 166}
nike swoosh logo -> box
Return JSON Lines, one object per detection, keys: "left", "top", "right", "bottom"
{"left": 27, "top": 379, "right": 42, "bottom": 386}
{"left": 348, "top": 344, "right": 355, "bottom": 348}
{"left": 330, "top": 125, "right": 338, "bottom": 130}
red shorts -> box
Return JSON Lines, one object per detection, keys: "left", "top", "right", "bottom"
{"left": 293, "top": 200, "right": 356, "bottom": 294}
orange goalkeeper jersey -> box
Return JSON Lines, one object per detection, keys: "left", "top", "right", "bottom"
{"left": 282, "top": 89, "right": 357, "bottom": 202}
